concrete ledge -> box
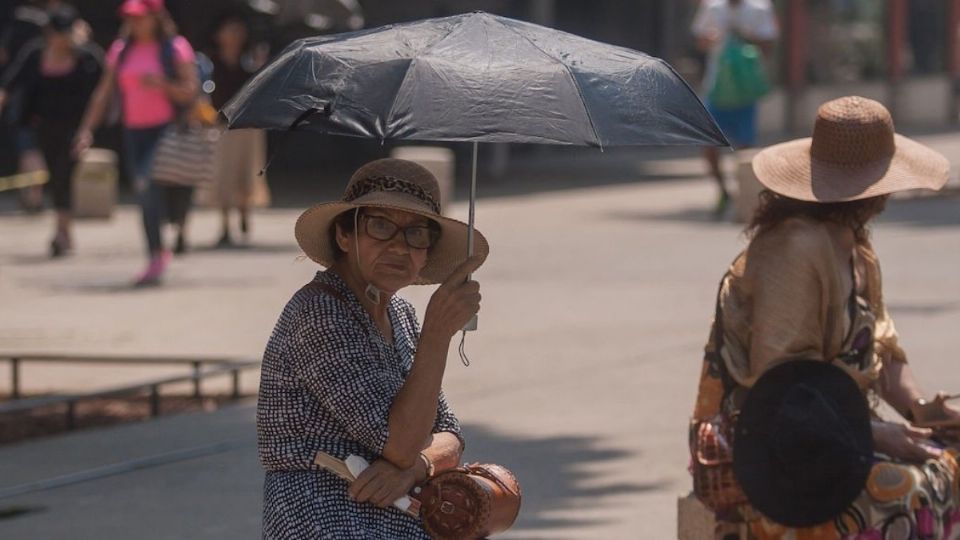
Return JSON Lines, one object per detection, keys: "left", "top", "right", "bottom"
{"left": 760, "top": 77, "right": 956, "bottom": 136}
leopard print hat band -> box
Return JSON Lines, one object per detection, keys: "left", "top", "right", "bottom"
{"left": 344, "top": 175, "right": 441, "bottom": 215}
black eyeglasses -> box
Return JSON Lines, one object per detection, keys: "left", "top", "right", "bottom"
{"left": 361, "top": 214, "right": 439, "bottom": 249}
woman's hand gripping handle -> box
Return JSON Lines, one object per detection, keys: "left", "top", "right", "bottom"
{"left": 421, "top": 255, "right": 484, "bottom": 343}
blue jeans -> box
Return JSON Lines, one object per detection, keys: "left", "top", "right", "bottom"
{"left": 705, "top": 101, "right": 758, "bottom": 149}
{"left": 123, "top": 125, "right": 168, "bottom": 256}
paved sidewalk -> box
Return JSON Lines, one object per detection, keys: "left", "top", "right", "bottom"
{"left": 0, "top": 402, "right": 260, "bottom": 538}
{"left": 1, "top": 143, "right": 959, "bottom": 538}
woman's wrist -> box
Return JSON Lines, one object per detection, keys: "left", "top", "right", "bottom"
{"left": 76, "top": 125, "right": 95, "bottom": 141}
{"left": 903, "top": 398, "right": 921, "bottom": 422}
{"left": 411, "top": 452, "right": 431, "bottom": 482}
{"left": 418, "top": 325, "right": 452, "bottom": 350}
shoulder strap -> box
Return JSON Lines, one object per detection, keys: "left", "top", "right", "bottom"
{"left": 710, "top": 277, "right": 724, "bottom": 356}
{"left": 462, "top": 464, "right": 521, "bottom": 497}
{"left": 159, "top": 38, "right": 177, "bottom": 80}
{"left": 707, "top": 269, "right": 739, "bottom": 398}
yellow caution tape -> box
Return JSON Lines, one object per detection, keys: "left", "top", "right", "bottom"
{"left": 0, "top": 170, "right": 49, "bottom": 192}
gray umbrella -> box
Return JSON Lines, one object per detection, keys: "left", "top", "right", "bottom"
{"left": 246, "top": 0, "right": 364, "bottom": 31}
{"left": 224, "top": 11, "right": 725, "bottom": 147}
{"left": 222, "top": 11, "right": 727, "bottom": 329}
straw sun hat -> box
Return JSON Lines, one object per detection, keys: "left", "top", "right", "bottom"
{"left": 295, "top": 158, "right": 489, "bottom": 285}
{"left": 752, "top": 96, "right": 950, "bottom": 202}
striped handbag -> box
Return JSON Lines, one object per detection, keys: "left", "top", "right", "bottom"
{"left": 150, "top": 123, "right": 220, "bottom": 187}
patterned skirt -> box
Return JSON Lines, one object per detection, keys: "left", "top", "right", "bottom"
{"left": 742, "top": 449, "right": 960, "bottom": 539}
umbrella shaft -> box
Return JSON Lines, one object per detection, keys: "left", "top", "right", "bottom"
{"left": 464, "top": 141, "right": 479, "bottom": 333}
{"left": 467, "top": 141, "right": 478, "bottom": 258}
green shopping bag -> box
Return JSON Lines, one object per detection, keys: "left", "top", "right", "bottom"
{"left": 708, "top": 38, "right": 770, "bottom": 110}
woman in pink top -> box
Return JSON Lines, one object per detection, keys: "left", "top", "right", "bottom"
{"left": 74, "top": 0, "right": 197, "bottom": 286}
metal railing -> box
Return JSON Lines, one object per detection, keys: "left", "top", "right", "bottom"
{"left": 0, "top": 354, "right": 260, "bottom": 429}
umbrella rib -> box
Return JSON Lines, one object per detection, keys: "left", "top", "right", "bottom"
{"left": 226, "top": 41, "right": 305, "bottom": 126}
{"left": 382, "top": 19, "right": 471, "bottom": 139}
{"left": 649, "top": 57, "right": 731, "bottom": 147}
{"left": 498, "top": 21, "right": 603, "bottom": 149}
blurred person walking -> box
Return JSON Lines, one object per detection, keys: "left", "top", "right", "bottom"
{"left": 692, "top": 0, "right": 778, "bottom": 217}
{"left": 73, "top": 0, "right": 198, "bottom": 286}
{"left": 0, "top": 0, "right": 62, "bottom": 213}
{"left": 156, "top": 50, "right": 216, "bottom": 256}
{"left": 0, "top": 4, "right": 102, "bottom": 256}
{"left": 208, "top": 10, "right": 269, "bottom": 248}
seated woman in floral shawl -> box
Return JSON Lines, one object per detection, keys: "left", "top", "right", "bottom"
{"left": 690, "top": 97, "right": 960, "bottom": 539}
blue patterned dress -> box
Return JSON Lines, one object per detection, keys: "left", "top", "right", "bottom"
{"left": 258, "top": 270, "right": 462, "bottom": 539}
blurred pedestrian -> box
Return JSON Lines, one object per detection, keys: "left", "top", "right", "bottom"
{"left": 73, "top": 0, "right": 198, "bottom": 286}
{"left": 156, "top": 50, "right": 216, "bottom": 256}
{"left": 0, "top": 3, "right": 102, "bottom": 256}
{"left": 0, "top": 0, "right": 61, "bottom": 213}
{"left": 692, "top": 0, "right": 778, "bottom": 217}
{"left": 208, "top": 10, "right": 269, "bottom": 248}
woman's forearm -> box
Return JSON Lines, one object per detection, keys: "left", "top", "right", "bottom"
{"left": 382, "top": 331, "right": 449, "bottom": 469}
{"left": 381, "top": 256, "right": 482, "bottom": 469}
{"left": 78, "top": 74, "right": 113, "bottom": 133}
{"left": 879, "top": 360, "right": 925, "bottom": 418}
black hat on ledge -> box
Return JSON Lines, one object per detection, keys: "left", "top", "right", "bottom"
{"left": 733, "top": 360, "right": 874, "bottom": 528}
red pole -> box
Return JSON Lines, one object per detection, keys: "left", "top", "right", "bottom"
{"left": 888, "top": 0, "right": 907, "bottom": 82}
{"left": 786, "top": 0, "right": 808, "bottom": 91}
{"left": 783, "top": 0, "right": 808, "bottom": 133}
{"left": 948, "top": 0, "right": 960, "bottom": 78}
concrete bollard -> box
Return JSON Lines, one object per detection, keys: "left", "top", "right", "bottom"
{"left": 390, "top": 146, "right": 455, "bottom": 215}
{"left": 733, "top": 148, "right": 763, "bottom": 224}
{"left": 72, "top": 148, "right": 119, "bottom": 219}
{"left": 677, "top": 493, "right": 715, "bottom": 539}
{"left": 677, "top": 493, "right": 748, "bottom": 539}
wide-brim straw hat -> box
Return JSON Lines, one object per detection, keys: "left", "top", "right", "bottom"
{"left": 295, "top": 158, "right": 489, "bottom": 285}
{"left": 753, "top": 96, "right": 950, "bottom": 202}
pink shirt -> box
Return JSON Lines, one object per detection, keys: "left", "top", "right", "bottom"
{"left": 106, "top": 36, "right": 195, "bottom": 128}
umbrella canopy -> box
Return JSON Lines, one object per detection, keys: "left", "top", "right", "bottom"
{"left": 246, "top": 0, "right": 364, "bottom": 31}
{"left": 222, "top": 11, "right": 728, "bottom": 148}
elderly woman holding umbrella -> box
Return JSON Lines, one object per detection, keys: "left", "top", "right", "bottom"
{"left": 689, "top": 97, "right": 960, "bottom": 537}
{"left": 257, "top": 158, "right": 487, "bottom": 538}
{"left": 226, "top": 14, "right": 725, "bottom": 535}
